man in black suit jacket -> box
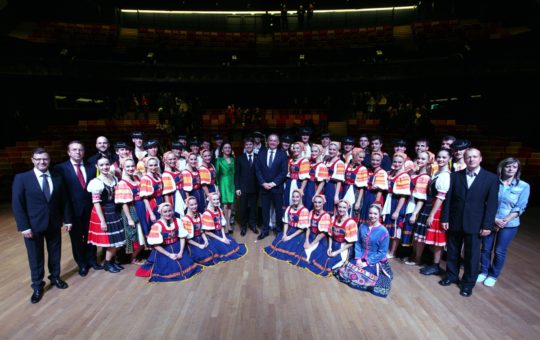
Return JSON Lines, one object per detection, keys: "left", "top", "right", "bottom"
{"left": 235, "top": 137, "right": 259, "bottom": 236}
{"left": 54, "top": 141, "right": 101, "bottom": 277}
{"left": 87, "top": 135, "right": 118, "bottom": 166}
{"left": 255, "top": 133, "right": 288, "bottom": 240}
{"left": 440, "top": 148, "right": 499, "bottom": 297}
{"left": 12, "top": 148, "right": 73, "bottom": 304}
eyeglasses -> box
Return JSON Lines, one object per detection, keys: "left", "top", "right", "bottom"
{"left": 33, "top": 158, "right": 50, "bottom": 162}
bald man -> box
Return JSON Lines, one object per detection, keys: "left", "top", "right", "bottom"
{"left": 87, "top": 136, "right": 119, "bottom": 166}
{"left": 439, "top": 148, "right": 498, "bottom": 297}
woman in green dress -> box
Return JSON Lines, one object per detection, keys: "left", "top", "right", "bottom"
{"left": 216, "top": 142, "right": 236, "bottom": 234}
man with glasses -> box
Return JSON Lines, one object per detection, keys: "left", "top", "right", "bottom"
{"left": 12, "top": 148, "right": 73, "bottom": 304}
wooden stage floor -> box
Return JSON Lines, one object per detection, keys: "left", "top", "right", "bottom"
{"left": 1, "top": 203, "right": 539, "bottom": 339}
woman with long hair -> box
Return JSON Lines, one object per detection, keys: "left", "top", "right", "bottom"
{"left": 215, "top": 143, "right": 236, "bottom": 234}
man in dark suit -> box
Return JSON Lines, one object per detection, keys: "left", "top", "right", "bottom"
{"left": 54, "top": 141, "right": 102, "bottom": 277}
{"left": 235, "top": 137, "right": 259, "bottom": 236}
{"left": 87, "top": 135, "right": 118, "bottom": 166}
{"left": 439, "top": 148, "right": 499, "bottom": 297}
{"left": 255, "top": 133, "right": 288, "bottom": 240}
{"left": 12, "top": 148, "right": 73, "bottom": 304}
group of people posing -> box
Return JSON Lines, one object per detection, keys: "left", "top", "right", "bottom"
{"left": 12, "top": 128, "right": 530, "bottom": 303}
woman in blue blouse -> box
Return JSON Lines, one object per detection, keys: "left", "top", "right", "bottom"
{"left": 479, "top": 158, "right": 530, "bottom": 287}
{"left": 334, "top": 204, "right": 393, "bottom": 298}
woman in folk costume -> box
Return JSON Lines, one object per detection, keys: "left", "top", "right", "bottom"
{"left": 359, "top": 151, "right": 388, "bottom": 223}
{"left": 304, "top": 144, "right": 328, "bottom": 210}
{"left": 135, "top": 203, "right": 204, "bottom": 282}
{"left": 139, "top": 156, "right": 164, "bottom": 236}
{"left": 334, "top": 204, "right": 394, "bottom": 298}
{"left": 182, "top": 153, "right": 206, "bottom": 214}
{"left": 402, "top": 151, "right": 431, "bottom": 265}
{"left": 382, "top": 152, "right": 412, "bottom": 258}
{"left": 323, "top": 141, "right": 345, "bottom": 215}
{"left": 414, "top": 149, "right": 451, "bottom": 276}
{"left": 114, "top": 158, "right": 146, "bottom": 264}
{"left": 199, "top": 149, "right": 219, "bottom": 196}
{"left": 341, "top": 148, "right": 368, "bottom": 220}
{"left": 311, "top": 200, "right": 358, "bottom": 277}
{"left": 182, "top": 196, "right": 222, "bottom": 266}
{"left": 87, "top": 156, "right": 126, "bottom": 273}
{"left": 302, "top": 195, "right": 333, "bottom": 275}
{"left": 284, "top": 142, "right": 310, "bottom": 208}
{"left": 264, "top": 189, "right": 310, "bottom": 265}
{"left": 201, "top": 192, "right": 247, "bottom": 262}
{"left": 161, "top": 151, "right": 186, "bottom": 217}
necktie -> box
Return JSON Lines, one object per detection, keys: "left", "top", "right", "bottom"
{"left": 42, "top": 174, "right": 51, "bottom": 201}
{"left": 248, "top": 154, "right": 253, "bottom": 166}
{"left": 75, "top": 163, "right": 86, "bottom": 189}
{"left": 268, "top": 150, "right": 274, "bottom": 168}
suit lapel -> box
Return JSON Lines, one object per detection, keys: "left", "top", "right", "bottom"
{"left": 29, "top": 170, "right": 48, "bottom": 202}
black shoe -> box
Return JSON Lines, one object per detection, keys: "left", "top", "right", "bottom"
{"left": 104, "top": 261, "right": 120, "bottom": 273}
{"left": 78, "top": 266, "right": 89, "bottom": 277}
{"left": 111, "top": 262, "right": 124, "bottom": 271}
{"left": 419, "top": 264, "right": 441, "bottom": 276}
{"left": 439, "top": 277, "right": 458, "bottom": 286}
{"left": 460, "top": 287, "right": 473, "bottom": 297}
{"left": 249, "top": 226, "right": 259, "bottom": 234}
{"left": 50, "top": 278, "right": 69, "bottom": 289}
{"left": 90, "top": 263, "right": 104, "bottom": 270}
{"left": 257, "top": 230, "right": 269, "bottom": 240}
{"left": 30, "top": 289, "right": 44, "bottom": 304}
{"left": 240, "top": 227, "right": 247, "bottom": 236}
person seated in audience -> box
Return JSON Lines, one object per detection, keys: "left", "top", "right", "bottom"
{"left": 135, "top": 203, "right": 204, "bottom": 282}
{"left": 334, "top": 204, "right": 393, "bottom": 298}
{"left": 479, "top": 157, "right": 530, "bottom": 287}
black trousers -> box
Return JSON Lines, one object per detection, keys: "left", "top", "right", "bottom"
{"left": 24, "top": 226, "right": 62, "bottom": 290}
{"left": 260, "top": 191, "right": 284, "bottom": 232}
{"left": 446, "top": 230, "right": 481, "bottom": 289}
{"left": 69, "top": 210, "right": 98, "bottom": 268}
{"left": 239, "top": 192, "right": 258, "bottom": 229}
